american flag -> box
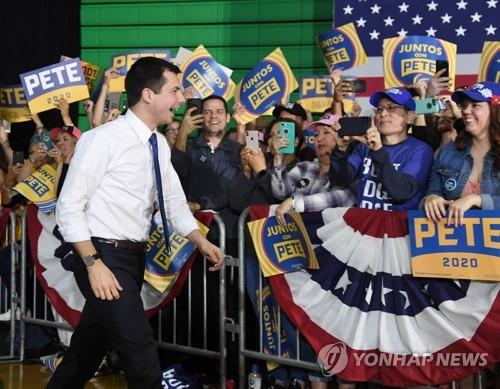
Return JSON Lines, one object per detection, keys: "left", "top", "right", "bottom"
{"left": 334, "top": 0, "right": 499, "bottom": 112}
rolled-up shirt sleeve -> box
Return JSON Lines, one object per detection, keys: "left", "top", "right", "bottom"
{"left": 56, "top": 131, "right": 109, "bottom": 243}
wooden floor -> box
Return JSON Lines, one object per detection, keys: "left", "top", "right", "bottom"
{"left": 0, "top": 362, "right": 127, "bottom": 389}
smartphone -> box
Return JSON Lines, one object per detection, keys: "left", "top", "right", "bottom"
{"left": 344, "top": 79, "right": 366, "bottom": 93}
{"left": 13, "top": 151, "right": 24, "bottom": 166}
{"left": 40, "top": 130, "right": 53, "bottom": 150}
{"left": 187, "top": 98, "right": 203, "bottom": 116}
{"left": 415, "top": 98, "right": 441, "bottom": 115}
{"left": 435, "top": 60, "right": 449, "bottom": 78}
{"left": 338, "top": 116, "right": 371, "bottom": 137}
{"left": 245, "top": 130, "right": 260, "bottom": 150}
{"left": 279, "top": 122, "right": 295, "bottom": 154}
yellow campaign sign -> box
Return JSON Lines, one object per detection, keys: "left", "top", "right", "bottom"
{"left": 144, "top": 220, "right": 209, "bottom": 293}
{"left": 408, "top": 211, "right": 500, "bottom": 281}
{"left": 179, "top": 45, "right": 236, "bottom": 101}
{"left": 235, "top": 48, "right": 298, "bottom": 125}
{"left": 19, "top": 58, "right": 90, "bottom": 114}
{"left": 109, "top": 50, "right": 171, "bottom": 92}
{"left": 247, "top": 212, "right": 318, "bottom": 277}
{"left": 0, "top": 85, "right": 30, "bottom": 123}
{"left": 383, "top": 36, "right": 457, "bottom": 90}
{"left": 14, "top": 164, "right": 56, "bottom": 205}
{"left": 478, "top": 41, "right": 500, "bottom": 82}
{"left": 298, "top": 75, "right": 334, "bottom": 113}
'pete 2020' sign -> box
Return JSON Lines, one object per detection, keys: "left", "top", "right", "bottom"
{"left": 20, "top": 58, "right": 89, "bottom": 114}
{"left": 408, "top": 210, "right": 500, "bottom": 281}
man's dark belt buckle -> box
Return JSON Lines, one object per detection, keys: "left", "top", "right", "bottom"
{"left": 94, "top": 238, "right": 146, "bottom": 253}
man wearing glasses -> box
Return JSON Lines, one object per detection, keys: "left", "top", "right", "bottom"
{"left": 330, "top": 87, "right": 434, "bottom": 211}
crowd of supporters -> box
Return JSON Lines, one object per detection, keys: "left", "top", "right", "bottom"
{"left": 0, "top": 63, "right": 498, "bottom": 389}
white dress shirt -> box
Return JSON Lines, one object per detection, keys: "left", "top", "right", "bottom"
{"left": 56, "top": 109, "right": 198, "bottom": 243}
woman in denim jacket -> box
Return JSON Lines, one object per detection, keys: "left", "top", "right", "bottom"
{"left": 423, "top": 81, "right": 500, "bottom": 225}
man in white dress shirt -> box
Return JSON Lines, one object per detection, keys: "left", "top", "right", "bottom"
{"left": 47, "top": 57, "right": 224, "bottom": 389}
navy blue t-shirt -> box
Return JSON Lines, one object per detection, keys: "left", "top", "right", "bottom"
{"left": 348, "top": 136, "right": 433, "bottom": 210}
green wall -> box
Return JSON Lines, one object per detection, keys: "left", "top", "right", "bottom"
{"left": 79, "top": 0, "right": 332, "bottom": 128}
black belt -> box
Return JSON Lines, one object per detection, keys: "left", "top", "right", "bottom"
{"left": 93, "top": 237, "right": 146, "bottom": 253}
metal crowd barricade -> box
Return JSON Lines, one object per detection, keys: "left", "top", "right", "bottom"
{"left": 18, "top": 208, "right": 231, "bottom": 387}
{"left": 152, "top": 213, "right": 229, "bottom": 388}
{"left": 18, "top": 211, "right": 232, "bottom": 388}
{"left": 236, "top": 207, "right": 487, "bottom": 389}
{"left": 237, "top": 207, "right": 320, "bottom": 389}
{"left": 0, "top": 210, "right": 21, "bottom": 362}
{"left": 19, "top": 208, "right": 72, "bottom": 362}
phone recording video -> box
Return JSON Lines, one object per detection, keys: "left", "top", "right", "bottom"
{"left": 40, "top": 130, "right": 53, "bottom": 150}
{"left": 187, "top": 98, "right": 203, "bottom": 116}
{"left": 13, "top": 151, "right": 24, "bottom": 166}
{"left": 344, "top": 79, "right": 367, "bottom": 93}
{"left": 338, "top": 117, "right": 371, "bottom": 137}
{"left": 245, "top": 130, "right": 260, "bottom": 150}
{"left": 435, "top": 60, "right": 449, "bottom": 78}
{"left": 278, "top": 122, "right": 295, "bottom": 154}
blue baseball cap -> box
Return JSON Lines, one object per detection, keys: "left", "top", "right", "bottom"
{"left": 370, "top": 87, "right": 416, "bottom": 111}
{"left": 451, "top": 81, "right": 500, "bottom": 104}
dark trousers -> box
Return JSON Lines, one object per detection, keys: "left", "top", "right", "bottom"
{"left": 46, "top": 240, "right": 161, "bottom": 389}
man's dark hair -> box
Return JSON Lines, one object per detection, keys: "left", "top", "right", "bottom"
{"left": 202, "top": 95, "right": 228, "bottom": 113}
{"left": 125, "top": 57, "right": 180, "bottom": 108}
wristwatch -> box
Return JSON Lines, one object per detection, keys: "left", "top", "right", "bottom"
{"left": 83, "top": 253, "right": 100, "bottom": 267}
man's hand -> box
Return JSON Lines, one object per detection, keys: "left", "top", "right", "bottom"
{"left": 87, "top": 260, "right": 123, "bottom": 300}
{"left": 180, "top": 107, "right": 204, "bottom": 134}
{"left": 232, "top": 102, "right": 246, "bottom": 126}
{"left": 197, "top": 239, "right": 224, "bottom": 271}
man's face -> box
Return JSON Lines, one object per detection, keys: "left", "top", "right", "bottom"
{"left": 202, "top": 98, "right": 230, "bottom": 136}
{"left": 150, "top": 70, "right": 185, "bottom": 126}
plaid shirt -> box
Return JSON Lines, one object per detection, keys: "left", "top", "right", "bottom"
{"left": 271, "top": 159, "right": 355, "bottom": 212}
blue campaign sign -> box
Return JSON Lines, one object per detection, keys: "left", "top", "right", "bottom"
{"left": 240, "top": 61, "right": 287, "bottom": 115}
{"left": 303, "top": 128, "right": 316, "bottom": 150}
{"left": 408, "top": 210, "right": 500, "bottom": 281}
{"left": 19, "top": 58, "right": 89, "bottom": 113}
{"left": 247, "top": 212, "right": 318, "bottom": 277}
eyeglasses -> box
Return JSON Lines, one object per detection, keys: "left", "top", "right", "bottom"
{"left": 458, "top": 102, "right": 487, "bottom": 112}
{"left": 374, "top": 104, "right": 406, "bottom": 114}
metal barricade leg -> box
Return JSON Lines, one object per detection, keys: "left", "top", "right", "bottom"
{"left": 19, "top": 209, "right": 27, "bottom": 362}
{"left": 8, "top": 212, "right": 17, "bottom": 359}
{"left": 214, "top": 214, "right": 227, "bottom": 389}
{"left": 238, "top": 208, "right": 249, "bottom": 389}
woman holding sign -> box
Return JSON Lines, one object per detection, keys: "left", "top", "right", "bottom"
{"left": 423, "top": 81, "right": 500, "bottom": 225}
